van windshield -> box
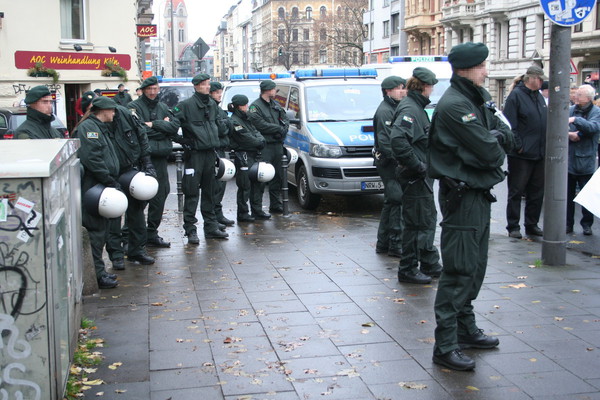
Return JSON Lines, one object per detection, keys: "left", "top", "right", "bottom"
{"left": 428, "top": 79, "right": 451, "bottom": 107}
{"left": 222, "top": 85, "right": 261, "bottom": 109}
{"left": 159, "top": 86, "right": 195, "bottom": 109}
{"left": 305, "top": 84, "right": 380, "bottom": 122}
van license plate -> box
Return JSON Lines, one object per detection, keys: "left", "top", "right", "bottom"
{"left": 361, "top": 181, "right": 384, "bottom": 190}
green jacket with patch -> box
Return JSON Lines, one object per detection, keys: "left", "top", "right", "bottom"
{"left": 215, "top": 103, "right": 232, "bottom": 150}
{"left": 109, "top": 105, "right": 151, "bottom": 173}
{"left": 390, "top": 90, "right": 430, "bottom": 172}
{"left": 128, "top": 95, "right": 180, "bottom": 158}
{"left": 428, "top": 74, "right": 515, "bottom": 190}
{"left": 373, "top": 96, "right": 399, "bottom": 159}
{"left": 230, "top": 109, "right": 265, "bottom": 152}
{"left": 113, "top": 91, "right": 133, "bottom": 107}
{"left": 172, "top": 92, "right": 220, "bottom": 150}
{"left": 247, "top": 97, "right": 289, "bottom": 144}
{"left": 15, "top": 107, "right": 63, "bottom": 139}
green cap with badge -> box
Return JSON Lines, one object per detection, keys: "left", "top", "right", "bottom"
{"left": 140, "top": 76, "right": 158, "bottom": 89}
{"left": 24, "top": 85, "right": 52, "bottom": 104}
{"left": 448, "top": 42, "right": 489, "bottom": 69}
{"left": 231, "top": 94, "right": 249, "bottom": 106}
{"left": 192, "top": 73, "right": 211, "bottom": 85}
{"left": 381, "top": 76, "right": 406, "bottom": 90}
{"left": 210, "top": 81, "right": 223, "bottom": 92}
{"left": 91, "top": 96, "right": 117, "bottom": 110}
{"left": 260, "top": 80, "right": 276, "bottom": 91}
{"left": 412, "top": 67, "right": 438, "bottom": 85}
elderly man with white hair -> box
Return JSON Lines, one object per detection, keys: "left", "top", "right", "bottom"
{"left": 567, "top": 84, "right": 600, "bottom": 236}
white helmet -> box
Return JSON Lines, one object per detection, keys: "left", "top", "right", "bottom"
{"left": 119, "top": 170, "right": 159, "bottom": 201}
{"left": 215, "top": 157, "right": 236, "bottom": 181}
{"left": 249, "top": 161, "right": 275, "bottom": 183}
{"left": 83, "top": 184, "right": 128, "bottom": 218}
{"left": 285, "top": 147, "right": 298, "bottom": 165}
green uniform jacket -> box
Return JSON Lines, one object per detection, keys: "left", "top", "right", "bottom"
{"left": 172, "top": 92, "right": 220, "bottom": 150}
{"left": 428, "top": 74, "right": 515, "bottom": 190}
{"left": 15, "top": 108, "right": 63, "bottom": 139}
{"left": 114, "top": 91, "right": 133, "bottom": 107}
{"left": 373, "top": 96, "right": 399, "bottom": 159}
{"left": 248, "top": 97, "right": 289, "bottom": 144}
{"left": 215, "top": 103, "right": 232, "bottom": 150}
{"left": 230, "top": 110, "right": 265, "bottom": 152}
{"left": 75, "top": 114, "right": 120, "bottom": 191}
{"left": 109, "top": 105, "right": 151, "bottom": 173}
{"left": 128, "top": 95, "right": 180, "bottom": 158}
{"left": 390, "top": 90, "right": 430, "bottom": 171}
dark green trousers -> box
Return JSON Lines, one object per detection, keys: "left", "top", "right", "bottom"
{"left": 214, "top": 149, "right": 228, "bottom": 219}
{"left": 375, "top": 160, "right": 403, "bottom": 252}
{"left": 147, "top": 156, "right": 169, "bottom": 240}
{"left": 259, "top": 142, "right": 283, "bottom": 209}
{"left": 182, "top": 149, "right": 218, "bottom": 235}
{"left": 434, "top": 182, "right": 491, "bottom": 355}
{"left": 398, "top": 178, "right": 439, "bottom": 272}
{"left": 108, "top": 196, "right": 147, "bottom": 258}
{"left": 82, "top": 210, "right": 108, "bottom": 280}
{"left": 234, "top": 152, "right": 260, "bottom": 215}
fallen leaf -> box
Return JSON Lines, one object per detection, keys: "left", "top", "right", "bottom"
{"left": 115, "top": 389, "right": 127, "bottom": 394}
{"left": 95, "top": 392, "right": 104, "bottom": 396}
{"left": 176, "top": 338, "right": 184, "bottom": 343}
{"left": 392, "top": 298, "right": 406, "bottom": 303}
{"left": 398, "top": 381, "right": 427, "bottom": 389}
{"left": 517, "top": 276, "right": 527, "bottom": 280}
{"left": 569, "top": 240, "right": 585, "bottom": 244}
{"left": 111, "top": 295, "right": 122, "bottom": 299}
{"left": 572, "top": 290, "right": 581, "bottom": 293}
{"left": 150, "top": 302, "right": 163, "bottom": 306}
{"left": 532, "top": 300, "right": 541, "bottom": 303}
{"left": 362, "top": 322, "right": 375, "bottom": 327}
{"left": 529, "top": 358, "right": 537, "bottom": 362}
{"left": 108, "top": 362, "right": 122, "bottom": 370}
{"left": 466, "top": 386, "right": 479, "bottom": 391}
{"left": 83, "top": 368, "right": 97, "bottom": 374}
{"left": 337, "top": 368, "right": 360, "bottom": 377}
{"left": 489, "top": 375, "right": 502, "bottom": 381}
{"left": 554, "top": 317, "right": 564, "bottom": 321}
{"left": 304, "top": 369, "right": 318, "bottom": 374}
{"left": 493, "top": 305, "right": 500, "bottom": 309}
{"left": 419, "top": 320, "right": 427, "bottom": 324}
{"left": 360, "top": 329, "right": 370, "bottom": 334}
{"left": 528, "top": 264, "right": 537, "bottom": 268}
{"left": 85, "top": 379, "right": 104, "bottom": 385}
{"left": 587, "top": 347, "right": 594, "bottom": 351}
{"left": 507, "top": 283, "right": 527, "bottom": 289}
{"left": 563, "top": 327, "right": 573, "bottom": 331}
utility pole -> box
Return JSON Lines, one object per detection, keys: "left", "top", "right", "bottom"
{"left": 170, "top": 0, "right": 176, "bottom": 77}
{"left": 542, "top": 24, "right": 571, "bottom": 266}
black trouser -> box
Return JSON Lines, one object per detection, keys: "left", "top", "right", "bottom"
{"left": 182, "top": 149, "right": 218, "bottom": 235}
{"left": 506, "top": 157, "right": 544, "bottom": 232}
{"left": 375, "top": 159, "right": 402, "bottom": 253}
{"left": 82, "top": 210, "right": 109, "bottom": 280}
{"left": 261, "top": 142, "right": 283, "bottom": 210}
{"left": 147, "top": 156, "right": 169, "bottom": 240}
{"left": 214, "top": 149, "right": 228, "bottom": 220}
{"left": 567, "top": 173, "right": 594, "bottom": 229}
{"left": 108, "top": 196, "right": 147, "bottom": 258}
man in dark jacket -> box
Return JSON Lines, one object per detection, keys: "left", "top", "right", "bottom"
{"left": 429, "top": 42, "right": 515, "bottom": 371}
{"left": 391, "top": 67, "right": 442, "bottom": 284}
{"left": 373, "top": 76, "right": 406, "bottom": 258}
{"left": 567, "top": 84, "right": 600, "bottom": 235}
{"left": 113, "top": 83, "right": 133, "bottom": 106}
{"left": 16, "top": 86, "right": 63, "bottom": 139}
{"left": 210, "top": 81, "right": 235, "bottom": 226}
{"left": 128, "top": 76, "right": 180, "bottom": 247}
{"left": 503, "top": 65, "right": 548, "bottom": 239}
{"left": 173, "top": 73, "right": 228, "bottom": 243}
{"left": 248, "top": 80, "right": 290, "bottom": 218}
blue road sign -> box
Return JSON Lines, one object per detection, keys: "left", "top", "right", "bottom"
{"left": 540, "top": 0, "right": 596, "bottom": 26}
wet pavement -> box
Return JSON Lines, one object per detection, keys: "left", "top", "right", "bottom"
{"left": 83, "top": 167, "right": 600, "bottom": 400}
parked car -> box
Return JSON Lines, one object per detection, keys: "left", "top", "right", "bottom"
{"left": 0, "top": 107, "right": 69, "bottom": 139}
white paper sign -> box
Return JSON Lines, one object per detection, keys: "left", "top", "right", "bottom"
{"left": 14, "top": 197, "right": 35, "bottom": 213}
{"left": 574, "top": 168, "right": 600, "bottom": 219}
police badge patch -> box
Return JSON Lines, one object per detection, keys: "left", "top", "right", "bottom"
{"left": 461, "top": 113, "right": 477, "bottom": 123}
{"left": 400, "top": 115, "right": 413, "bottom": 128}
{"left": 234, "top": 125, "right": 244, "bottom": 131}
{"left": 249, "top": 105, "right": 257, "bottom": 113}
{"left": 87, "top": 132, "right": 99, "bottom": 139}
{"left": 385, "top": 120, "right": 392, "bottom": 126}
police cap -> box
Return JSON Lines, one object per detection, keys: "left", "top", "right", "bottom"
{"left": 140, "top": 76, "right": 158, "bottom": 89}
{"left": 260, "top": 80, "right": 276, "bottom": 91}
{"left": 24, "top": 85, "right": 52, "bottom": 104}
{"left": 381, "top": 76, "right": 406, "bottom": 90}
{"left": 231, "top": 94, "right": 249, "bottom": 106}
{"left": 448, "top": 42, "right": 489, "bottom": 69}
{"left": 92, "top": 96, "right": 117, "bottom": 110}
{"left": 412, "top": 67, "right": 438, "bottom": 85}
{"left": 80, "top": 91, "right": 97, "bottom": 111}
{"left": 210, "top": 81, "right": 224, "bottom": 92}
{"left": 192, "top": 73, "right": 211, "bottom": 85}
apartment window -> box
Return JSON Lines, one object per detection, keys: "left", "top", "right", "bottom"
{"left": 291, "top": 7, "right": 299, "bottom": 19}
{"left": 278, "top": 29, "right": 285, "bottom": 42}
{"left": 495, "top": 22, "right": 508, "bottom": 58}
{"left": 370, "top": 53, "right": 378, "bottom": 63}
{"left": 179, "top": 29, "right": 185, "bottom": 42}
{"left": 306, "top": 6, "right": 312, "bottom": 19}
{"left": 320, "top": 6, "right": 327, "bottom": 18}
{"left": 468, "top": 27, "right": 473, "bottom": 42}
{"left": 60, "top": 0, "right": 85, "bottom": 40}
{"left": 391, "top": 13, "right": 399, "bottom": 34}
{"left": 459, "top": 29, "right": 464, "bottom": 43}
{"left": 437, "top": 32, "right": 442, "bottom": 54}
{"left": 320, "top": 28, "right": 327, "bottom": 41}
{"left": 293, "top": 51, "right": 299, "bottom": 63}
{"left": 278, "top": 7, "right": 285, "bottom": 19}
{"left": 536, "top": 14, "right": 546, "bottom": 49}
{"left": 370, "top": 22, "right": 374, "bottom": 40}
{"left": 520, "top": 18, "right": 527, "bottom": 57}
{"left": 496, "top": 79, "right": 506, "bottom": 108}
{"left": 391, "top": 46, "right": 399, "bottom": 56}
{"left": 303, "top": 50, "right": 310, "bottom": 64}
{"left": 168, "top": 29, "right": 172, "bottom": 42}
{"left": 304, "top": 29, "right": 310, "bottom": 40}
{"left": 384, "top": 0, "right": 390, "bottom": 6}
{"left": 319, "top": 48, "right": 327, "bottom": 63}
{"left": 596, "top": 0, "right": 600, "bottom": 30}
{"left": 337, "top": 6, "right": 342, "bottom": 18}
{"left": 383, "top": 20, "right": 390, "bottom": 38}
{"left": 292, "top": 29, "right": 298, "bottom": 41}
{"left": 574, "top": 23, "right": 583, "bottom": 33}
{"left": 482, "top": 23, "right": 487, "bottom": 46}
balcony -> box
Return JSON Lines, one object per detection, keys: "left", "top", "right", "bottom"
{"left": 441, "top": 1, "right": 480, "bottom": 27}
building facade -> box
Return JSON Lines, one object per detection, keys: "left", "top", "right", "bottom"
{"left": 213, "top": 0, "right": 254, "bottom": 80}
{"left": 363, "top": 0, "right": 407, "bottom": 63}
{"left": 404, "top": 0, "right": 445, "bottom": 55}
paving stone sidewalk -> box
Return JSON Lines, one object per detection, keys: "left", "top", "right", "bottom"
{"left": 83, "top": 188, "right": 600, "bottom": 400}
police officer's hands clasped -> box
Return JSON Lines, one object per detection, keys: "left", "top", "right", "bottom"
{"left": 142, "top": 155, "right": 157, "bottom": 178}
{"left": 257, "top": 141, "right": 265, "bottom": 150}
{"left": 489, "top": 129, "right": 505, "bottom": 146}
{"left": 106, "top": 178, "right": 122, "bottom": 191}
{"left": 179, "top": 137, "right": 194, "bottom": 151}
{"left": 395, "top": 161, "right": 427, "bottom": 180}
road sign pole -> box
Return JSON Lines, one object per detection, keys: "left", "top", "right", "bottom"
{"left": 542, "top": 23, "right": 571, "bottom": 266}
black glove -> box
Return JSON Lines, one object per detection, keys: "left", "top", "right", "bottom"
{"left": 490, "top": 129, "right": 505, "bottom": 146}
{"left": 257, "top": 141, "right": 265, "bottom": 150}
{"left": 415, "top": 161, "right": 427, "bottom": 178}
{"left": 142, "top": 155, "right": 157, "bottom": 178}
{"left": 280, "top": 126, "right": 288, "bottom": 136}
{"left": 273, "top": 133, "right": 282, "bottom": 140}
{"left": 105, "top": 178, "right": 122, "bottom": 191}
{"left": 180, "top": 137, "right": 194, "bottom": 151}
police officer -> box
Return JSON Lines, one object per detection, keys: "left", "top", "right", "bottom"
{"left": 105, "top": 104, "right": 156, "bottom": 267}
{"left": 173, "top": 73, "right": 228, "bottom": 243}
{"left": 113, "top": 83, "right": 133, "bottom": 106}
{"left": 75, "top": 96, "right": 121, "bottom": 289}
{"left": 128, "top": 76, "right": 180, "bottom": 248}
{"left": 228, "top": 94, "right": 266, "bottom": 222}
{"left": 16, "top": 86, "right": 63, "bottom": 139}
{"left": 373, "top": 76, "right": 406, "bottom": 258}
{"left": 248, "top": 80, "right": 289, "bottom": 218}
{"left": 209, "top": 81, "right": 235, "bottom": 226}
{"left": 428, "top": 42, "right": 514, "bottom": 370}
{"left": 391, "top": 67, "right": 442, "bottom": 284}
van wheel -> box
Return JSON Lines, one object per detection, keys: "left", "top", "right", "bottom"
{"left": 297, "top": 165, "right": 321, "bottom": 210}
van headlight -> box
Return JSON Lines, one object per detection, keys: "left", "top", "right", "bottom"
{"left": 309, "top": 143, "right": 342, "bottom": 158}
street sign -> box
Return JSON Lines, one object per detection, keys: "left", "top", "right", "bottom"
{"left": 570, "top": 59, "right": 578, "bottom": 74}
{"left": 540, "top": 0, "right": 596, "bottom": 26}
{"left": 192, "top": 38, "right": 209, "bottom": 59}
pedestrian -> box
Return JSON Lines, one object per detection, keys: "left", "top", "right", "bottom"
{"left": 172, "top": 73, "right": 228, "bottom": 243}
{"left": 391, "top": 67, "right": 443, "bottom": 284}
{"left": 248, "top": 80, "right": 290, "bottom": 218}
{"left": 128, "top": 76, "right": 180, "bottom": 248}
{"left": 75, "top": 91, "right": 97, "bottom": 118}
{"left": 113, "top": 83, "right": 133, "bottom": 106}
{"left": 372, "top": 75, "right": 406, "bottom": 258}
{"left": 540, "top": 80, "right": 549, "bottom": 105}
{"left": 15, "top": 86, "right": 63, "bottom": 139}
{"left": 228, "top": 94, "right": 267, "bottom": 222}
{"left": 567, "top": 84, "right": 600, "bottom": 235}
{"left": 104, "top": 103, "right": 157, "bottom": 268}
{"left": 210, "top": 81, "right": 235, "bottom": 226}
{"left": 503, "top": 65, "right": 548, "bottom": 239}
{"left": 428, "top": 42, "right": 515, "bottom": 370}
{"left": 75, "top": 96, "right": 122, "bottom": 289}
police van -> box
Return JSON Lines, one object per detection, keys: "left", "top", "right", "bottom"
{"left": 157, "top": 77, "right": 195, "bottom": 109}
{"left": 222, "top": 72, "right": 292, "bottom": 111}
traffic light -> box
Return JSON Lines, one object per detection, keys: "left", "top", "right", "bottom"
{"left": 278, "top": 48, "right": 283, "bottom": 57}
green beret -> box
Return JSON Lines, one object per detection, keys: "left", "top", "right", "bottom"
{"left": 140, "top": 76, "right": 158, "bottom": 89}
{"left": 231, "top": 94, "right": 249, "bottom": 106}
{"left": 412, "top": 67, "right": 438, "bottom": 85}
{"left": 381, "top": 76, "right": 406, "bottom": 90}
{"left": 192, "top": 73, "right": 211, "bottom": 85}
{"left": 448, "top": 42, "right": 489, "bottom": 69}
{"left": 91, "top": 96, "right": 117, "bottom": 110}
{"left": 210, "top": 81, "right": 224, "bottom": 92}
{"left": 80, "top": 91, "right": 97, "bottom": 111}
{"left": 25, "top": 85, "right": 52, "bottom": 104}
{"left": 260, "top": 80, "right": 276, "bottom": 91}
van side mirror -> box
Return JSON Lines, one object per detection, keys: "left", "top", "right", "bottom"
{"left": 286, "top": 109, "right": 301, "bottom": 127}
